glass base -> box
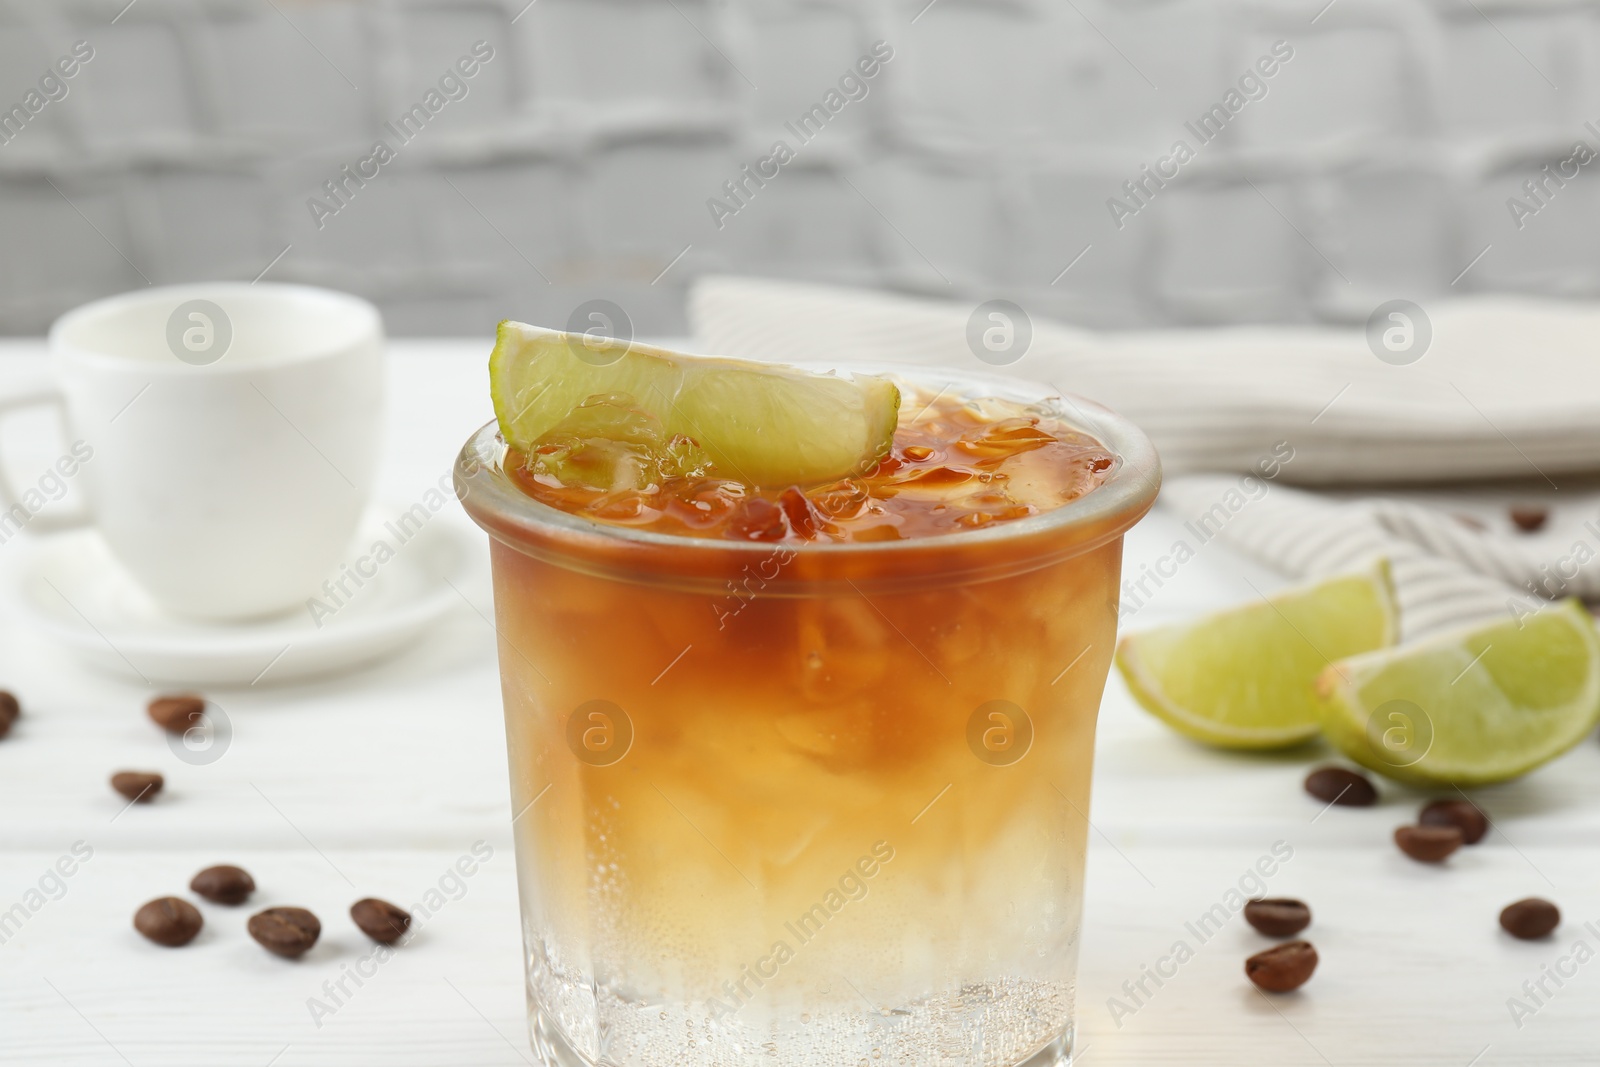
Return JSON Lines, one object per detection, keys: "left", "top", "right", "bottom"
{"left": 528, "top": 1003, "right": 1074, "bottom": 1067}
{"left": 529, "top": 1005, "right": 588, "bottom": 1067}
{"left": 1018, "top": 1030, "right": 1075, "bottom": 1067}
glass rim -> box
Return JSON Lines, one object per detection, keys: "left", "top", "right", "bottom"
{"left": 455, "top": 364, "right": 1162, "bottom": 560}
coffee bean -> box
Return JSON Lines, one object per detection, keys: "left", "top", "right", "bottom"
{"left": 1394, "top": 823, "right": 1462, "bottom": 863}
{"left": 248, "top": 906, "right": 321, "bottom": 959}
{"left": 134, "top": 896, "right": 203, "bottom": 947}
{"left": 190, "top": 865, "right": 255, "bottom": 905}
{"left": 0, "top": 690, "right": 17, "bottom": 740}
{"left": 148, "top": 695, "right": 206, "bottom": 734}
{"left": 1303, "top": 766, "right": 1377, "bottom": 807}
{"left": 1419, "top": 798, "right": 1488, "bottom": 845}
{"left": 110, "top": 771, "right": 163, "bottom": 803}
{"left": 1245, "top": 940, "right": 1317, "bottom": 992}
{"left": 350, "top": 898, "right": 412, "bottom": 944}
{"left": 1509, "top": 507, "right": 1548, "bottom": 533}
{"left": 1500, "top": 898, "right": 1560, "bottom": 940}
{"left": 1244, "top": 898, "right": 1312, "bottom": 938}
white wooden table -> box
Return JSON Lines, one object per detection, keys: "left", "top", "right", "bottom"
{"left": 2, "top": 339, "right": 1597, "bottom": 1066}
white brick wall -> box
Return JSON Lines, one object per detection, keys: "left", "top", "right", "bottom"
{"left": 1, "top": 0, "right": 1598, "bottom": 335}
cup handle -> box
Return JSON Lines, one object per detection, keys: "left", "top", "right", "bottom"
{"left": 0, "top": 383, "right": 92, "bottom": 534}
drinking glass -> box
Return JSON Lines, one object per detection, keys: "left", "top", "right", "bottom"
{"left": 457, "top": 369, "right": 1159, "bottom": 1067}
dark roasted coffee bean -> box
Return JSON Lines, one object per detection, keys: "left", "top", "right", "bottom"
{"left": 1419, "top": 798, "right": 1488, "bottom": 845}
{"left": 350, "top": 898, "right": 412, "bottom": 944}
{"left": 110, "top": 771, "right": 163, "bottom": 803}
{"left": 147, "top": 695, "right": 206, "bottom": 734}
{"left": 1509, "top": 507, "right": 1548, "bottom": 533}
{"left": 134, "top": 897, "right": 202, "bottom": 947}
{"left": 0, "top": 690, "right": 17, "bottom": 739}
{"left": 1245, "top": 940, "right": 1317, "bottom": 992}
{"left": 190, "top": 865, "right": 255, "bottom": 905}
{"left": 1244, "top": 898, "right": 1312, "bottom": 938}
{"left": 1394, "top": 824, "right": 1462, "bottom": 863}
{"left": 1303, "top": 766, "right": 1377, "bottom": 807}
{"left": 1501, "top": 898, "right": 1560, "bottom": 940}
{"left": 248, "top": 907, "right": 321, "bottom": 958}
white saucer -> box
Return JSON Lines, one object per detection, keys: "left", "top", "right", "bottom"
{"left": 17, "top": 507, "right": 477, "bottom": 686}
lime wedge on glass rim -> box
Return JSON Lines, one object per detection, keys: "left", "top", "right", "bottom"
{"left": 1114, "top": 560, "right": 1399, "bottom": 749}
{"left": 488, "top": 321, "right": 900, "bottom": 487}
{"left": 1315, "top": 598, "right": 1600, "bottom": 786}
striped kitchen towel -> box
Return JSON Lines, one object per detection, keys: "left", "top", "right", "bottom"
{"left": 688, "top": 275, "right": 1600, "bottom": 634}
{"left": 1154, "top": 477, "right": 1600, "bottom": 639}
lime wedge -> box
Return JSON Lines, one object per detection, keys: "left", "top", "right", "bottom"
{"left": 1316, "top": 599, "right": 1600, "bottom": 786}
{"left": 1115, "top": 561, "right": 1399, "bottom": 749}
{"left": 489, "top": 321, "right": 900, "bottom": 487}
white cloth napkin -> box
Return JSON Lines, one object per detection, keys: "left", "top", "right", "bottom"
{"left": 688, "top": 275, "right": 1600, "bottom": 635}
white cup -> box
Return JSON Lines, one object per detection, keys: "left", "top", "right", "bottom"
{"left": 0, "top": 283, "right": 384, "bottom": 620}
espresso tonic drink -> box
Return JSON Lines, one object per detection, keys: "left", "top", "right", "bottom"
{"left": 458, "top": 327, "right": 1158, "bottom": 1067}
